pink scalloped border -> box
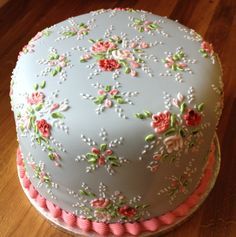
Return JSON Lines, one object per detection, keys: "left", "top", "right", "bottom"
{"left": 17, "top": 144, "right": 216, "bottom": 236}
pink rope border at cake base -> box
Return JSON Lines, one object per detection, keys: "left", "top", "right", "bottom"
{"left": 16, "top": 140, "right": 218, "bottom": 237}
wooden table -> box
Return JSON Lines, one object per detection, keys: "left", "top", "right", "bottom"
{"left": 0, "top": 0, "right": 235, "bottom": 236}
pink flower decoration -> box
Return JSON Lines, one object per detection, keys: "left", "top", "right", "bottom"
{"left": 130, "top": 42, "right": 138, "bottom": 48}
{"left": 183, "top": 109, "right": 202, "bottom": 126}
{"left": 98, "top": 156, "right": 105, "bottom": 166}
{"left": 90, "top": 198, "right": 110, "bottom": 209}
{"left": 130, "top": 70, "right": 137, "bottom": 77}
{"left": 151, "top": 111, "right": 171, "bottom": 133}
{"left": 36, "top": 119, "right": 51, "bottom": 138}
{"left": 91, "top": 147, "right": 100, "bottom": 154}
{"left": 104, "top": 99, "right": 112, "bottom": 108}
{"left": 109, "top": 89, "right": 119, "bottom": 96}
{"left": 50, "top": 103, "right": 60, "bottom": 112}
{"left": 140, "top": 42, "right": 149, "bottom": 48}
{"left": 105, "top": 149, "right": 113, "bottom": 155}
{"left": 27, "top": 92, "right": 45, "bottom": 105}
{"left": 98, "top": 89, "right": 105, "bottom": 95}
{"left": 83, "top": 54, "right": 91, "bottom": 60}
{"left": 164, "top": 57, "right": 174, "bottom": 68}
{"left": 91, "top": 41, "right": 116, "bottom": 53}
{"left": 201, "top": 41, "right": 214, "bottom": 55}
{"left": 130, "top": 61, "right": 140, "bottom": 68}
{"left": 98, "top": 59, "right": 120, "bottom": 71}
{"left": 163, "top": 135, "right": 183, "bottom": 153}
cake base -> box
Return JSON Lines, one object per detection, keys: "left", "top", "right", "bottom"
{"left": 17, "top": 134, "right": 221, "bottom": 237}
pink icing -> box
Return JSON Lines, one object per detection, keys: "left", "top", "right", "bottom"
{"left": 159, "top": 212, "right": 176, "bottom": 225}
{"left": 16, "top": 144, "right": 216, "bottom": 236}
{"left": 76, "top": 217, "right": 92, "bottom": 231}
{"left": 92, "top": 222, "right": 109, "bottom": 235}
{"left": 142, "top": 218, "right": 160, "bottom": 232}
{"left": 109, "top": 223, "right": 125, "bottom": 236}
{"left": 124, "top": 222, "right": 142, "bottom": 235}
{"left": 36, "top": 194, "right": 46, "bottom": 208}
{"left": 62, "top": 210, "right": 76, "bottom": 226}
{"left": 46, "top": 200, "right": 62, "bottom": 218}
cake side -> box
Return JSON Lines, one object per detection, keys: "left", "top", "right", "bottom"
{"left": 10, "top": 8, "right": 223, "bottom": 224}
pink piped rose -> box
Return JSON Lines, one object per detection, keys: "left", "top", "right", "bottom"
{"left": 90, "top": 198, "right": 110, "bottom": 209}
{"left": 151, "top": 111, "right": 171, "bottom": 133}
{"left": 36, "top": 119, "right": 51, "bottom": 138}
{"left": 183, "top": 109, "right": 201, "bottom": 126}
{"left": 98, "top": 59, "right": 120, "bottom": 71}
{"left": 92, "top": 41, "right": 116, "bottom": 53}
{"left": 27, "top": 92, "right": 45, "bottom": 105}
{"left": 163, "top": 135, "right": 183, "bottom": 153}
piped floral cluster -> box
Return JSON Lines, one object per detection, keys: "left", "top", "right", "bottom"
{"left": 162, "top": 50, "right": 187, "bottom": 72}
{"left": 199, "top": 41, "right": 215, "bottom": 64}
{"left": 131, "top": 18, "right": 159, "bottom": 33}
{"left": 80, "top": 82, "right": 138, "bottom": 119}
{"left": 157, "top": 159, "right": 196, "bottom": 203}
{"left": 61, "top": 22, "right": 90, "bottom": 38}
{"left": 136, "top": 92, "right": 205, "bottom": 173}
{"left": 16, "top": 82, "right": 69, "bottom": 166}
{"left": 38, "top": 48, "right": 71, "bottom": 81}
{"left": 69, "top": 182, "right": 149, "bottom": 222}
{"left": 160, "top": 48, "right": 195, "bottom": 82}
{"left": 80, "top": 35, "right": 152, "bottom": 77}
{"left": 76, "top": 128, "right": 128, "bottom": 175}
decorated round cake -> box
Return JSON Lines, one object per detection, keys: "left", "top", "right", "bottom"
{"left": 11, "top": 8, "right": 223, "bottom": 236}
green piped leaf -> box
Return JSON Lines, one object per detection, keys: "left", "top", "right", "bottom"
{"left": 100, "top": 143, "right": 107, "bottom": 152}
{"left": 35, "top": 103, "right": 43, "bottom": 111}
{"left": 51, "top": 69, "right": 58, "bottom": 76}
{"left": 180, "top": 102, "right": 187, "bottom": 114}
{"left": 106, "top": 155, "right": 118, "bottom": 161}
{"left": 79, "top": 189, "right": 88, "bottom": 196}
{"left": 94, "top": 95, "right": 106, "bottom": 105}
{"left": 104, "top": 85, "right": 111, "bottom": 92}
{"left": 63, "top": 31, "right": 77, "bottom": 37}
{"left": 34, "top": 83, "right": 39, "bottom": 90}
{"left": 88, "top": 38, "right": 96, "bottom": 43}
{"left": 51, "top": 112, "right": 64, "bottom": 119}
{"left": 197, "top": 103, "right": 204, "bottom": 112}
{"left": 116, "top": 98, "right": 125, "bottom": 104}
{"left": 145, "top": 134, "right": 156, "bottom": 142}
{"left": 164, "top": 128, "right": 176, "bottom": 136}
{"left": 170, "top": 114, "right": 176, "bottom": 127}
{"left": 124, "top": 67, "right": 131, "bottom": 74}
{"left": 40, "top": 80, "right": 46, "bottom": 89}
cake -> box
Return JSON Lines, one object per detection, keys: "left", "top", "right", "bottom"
{"left": 10, "top": 8, "right": 223, "bottom": 236}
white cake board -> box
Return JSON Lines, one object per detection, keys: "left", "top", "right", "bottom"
{"left": 17, "top": 135, "right": 221, "bottom": 237}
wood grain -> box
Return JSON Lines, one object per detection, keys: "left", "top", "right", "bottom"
{"left": 0, "top": 0, "right": 235, "bottom": 236}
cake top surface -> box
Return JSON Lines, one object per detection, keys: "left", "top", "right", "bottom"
{"left": 11, "top": 8, "right": 223, "bottom": 222}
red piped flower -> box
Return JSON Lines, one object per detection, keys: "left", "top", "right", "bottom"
{"left": 183, "top": 109, "right": 202, "bottom": 126}
{"left": 118, "top": 205, "right": 137, "bottom": 218}
{"left": 201, "top": 41, "right": 214, "bottom": 55}
{"left": 36, "top": 119, "right": 51, "bottom": 138}
{"left": 151, "top": 111, "right": 170, "bottom": 133}
{"left": 98, "top": 59, "right": 120, "bottom": 71}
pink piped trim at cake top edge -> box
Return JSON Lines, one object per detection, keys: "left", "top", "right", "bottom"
{"left": 17, "top": 145, "right": 215, "bottom": 236}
